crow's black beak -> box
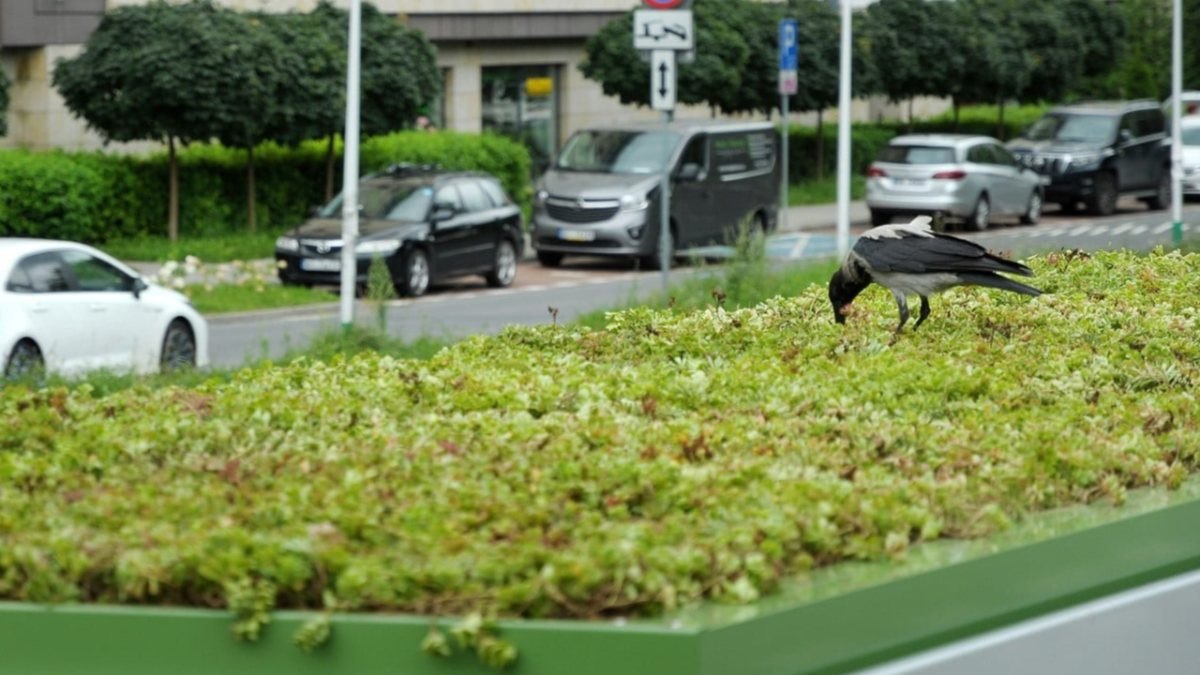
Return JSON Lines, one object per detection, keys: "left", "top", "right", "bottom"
{"left": 833, "top": 305, "right": 847, "bottom": 325}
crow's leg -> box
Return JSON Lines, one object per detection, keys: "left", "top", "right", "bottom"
{"left": 913, "top": 296, "right": 931, "bottom": 329}
{"left": 892, "top": 291, "right": 910, "bottom": 332}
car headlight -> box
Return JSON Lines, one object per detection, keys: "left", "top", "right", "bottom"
{"left": 619, "top": 193, "right": 649, "bottom": 212}
{"left": 355, "top": 239, "right": 401, "bottom": 255}
{"left": 535, "top": 189, "right": 549, "bottom": 208}
{"left": 1066, "top": 153, "right": 1103, "bottom": 170}
{"left": 275, "top": 236, "right": 300, "bottom": 252}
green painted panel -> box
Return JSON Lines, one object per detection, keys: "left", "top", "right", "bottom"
{"left": 697, "top": 497, "right": 1200, "bottom": 675}
{"left": 3, "top": 495, "right": 1199, "bottom": 675}
{"left": 0, "top": 604, "right": 698, "bottom": 675}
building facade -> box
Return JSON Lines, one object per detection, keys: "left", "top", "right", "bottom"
{"left": 1, "top": 0, "right": 926, "bottom": 161}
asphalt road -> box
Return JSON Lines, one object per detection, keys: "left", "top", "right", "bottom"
{"left": 206, "top": 200, "right": 1200, "bottom": 368}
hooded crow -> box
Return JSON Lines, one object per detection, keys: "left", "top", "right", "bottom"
{"left": 828, "top": 216, "right": 1042, "bottom": 331}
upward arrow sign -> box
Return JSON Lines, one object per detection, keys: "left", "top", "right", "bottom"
{"left": 651, "top": 50, "right": 676, "bottom": 111}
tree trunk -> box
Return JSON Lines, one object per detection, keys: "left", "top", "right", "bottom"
{"left": 247, "top": 145, "right": 257, "bottom": 233}
{"left": 325, "top": 134, "right": 336, "bottom": 203}
{"left": 907, "top": 98, "right": 915, "bottom": 133}
{"left": 816, "top": 109, "right": 825, "bottom": 182}
{"left": 168, "top": 136, "right": 179, "bottom": 242}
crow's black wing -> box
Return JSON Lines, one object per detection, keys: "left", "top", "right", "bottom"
{"left": 854, "top": 231, "right": 1033, "bottom": 277}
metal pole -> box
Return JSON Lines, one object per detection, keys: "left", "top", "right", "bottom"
{"left": 1171, "top": 0, "right": 1183, "bottom": 247}
{"left": 835, "top": 0, "right": 852, "bottom": 258}
{"left": 659, "top": 111, "right": 672, "bottom": 292}
{"left": 339, "top": 0, "right": 362, "bottom": 328}
{"left": 781, "top": 93, "right": 790, "bottom": 233}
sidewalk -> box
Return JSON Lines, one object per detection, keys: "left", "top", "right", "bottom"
{"left": 780, "top": 200, "right": 871, "bottom": 233}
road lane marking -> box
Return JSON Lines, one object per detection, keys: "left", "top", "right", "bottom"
{"left": 1152, "top": 222, "right": 1174, "bottom": 234}
{"left": 1069, "top": 225, "right": 1096, "bottom": 236}
{"left": 788, "top": 234, "right": 811, "bottom": 259}
{"left": 1129, "top": 224, "right": 1149, "bottom": 235}
{"left": 1110, "top": 223, "right": 1134, "bottom": 235}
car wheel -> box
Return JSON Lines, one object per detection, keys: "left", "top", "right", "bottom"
{"left": 1020, "top": 191, "right": 1043, "bottom": 225}
{"left": 753, "top": 210, "right": 769, "bottom": 237}
{"left": 1087, "top": 172, "right": 1117, "bottom": 216}
{"left": 1145, "top": 170, "right": 1170, "bottom": 210}
{"left": 965, "top": 195, "right": 991, "bottom": 231}
{"left": 870, "top": 209, "right": 891, "bottom": 227}
{"left": 397, "top": 248, "right": 430, "bottom": 297}
{"left": 536, "top": 250, "right": 564, "bottom": 268}
{"left": 160, "top": 320, "right": 197, "bottom": 372}
{"left": 641, "top": 225, "right": 678, "bottom": 270}
{"left": 485, "top": 239, "right": 518, "bottom": 288}
{"left": 4, "top": 340, "right": 44, "bottom": 379}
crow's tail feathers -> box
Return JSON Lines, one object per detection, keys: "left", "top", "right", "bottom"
{"left": 957, "top": 271, "right": 1043, "bottom": 297}
{"left": 984, "top": 255, "right": 1035, "bottom": 277}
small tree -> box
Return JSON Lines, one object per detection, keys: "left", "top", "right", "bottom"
{"left": 208, "top": 10, "right": 290, "bottom": 233}
{"left": 951, "top": 0, "right": 1032, "bottom": 138}
{"left": 0, "top": 67, "right": 10, "bottom": 137}
{"left": 579, "top": 0, "right": 750, "bottom": 113}
{"left": 53, "top": 0, "right": 246, "bottom": 241}
{"left": 311, "top": 1, "right": 440, "bottom": 201}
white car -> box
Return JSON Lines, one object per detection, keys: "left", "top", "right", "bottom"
{"left": 1, "top": 238, "right": 209, "bottom": 378}
{"left": 1180, "top": 116, "right": 1200, "bottom": 197}
{"left": 866, "top": 134, "right": 1045, "bottom": 231}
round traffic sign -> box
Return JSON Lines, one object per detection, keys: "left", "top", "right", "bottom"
{"left": 643, "top": 0, "right": 686, "bottom": 8}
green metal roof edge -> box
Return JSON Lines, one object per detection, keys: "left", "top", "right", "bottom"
{"left": 697, "top": 496, "right": 1200, "bottom": 675}
{"left": 2, "top": 498, "right": 1199, "bottom": 675}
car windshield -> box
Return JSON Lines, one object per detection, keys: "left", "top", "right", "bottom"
{"left": 555, "top": 130, "right": 682, "bottom": 174}
{"left": 877, "top": 145, "right": 956, "bottom": 164}
{"left": 1183, "top": 127, "right": 1200, "bottom": 146}
{"left": 318, "top": 182, "right": 434, "bottom": 221}
{"left": 1022, "top": 113, "right": 1117, "bottom": 144}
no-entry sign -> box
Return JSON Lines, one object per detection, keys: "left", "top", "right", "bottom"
{"left": 643, "top": 0, "right": 687, "bottom": 8}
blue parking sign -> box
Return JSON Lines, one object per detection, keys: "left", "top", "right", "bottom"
{"left": 779, "top": 18, "right": 798, "bottom": 71}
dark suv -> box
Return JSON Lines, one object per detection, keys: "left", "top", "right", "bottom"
{"left": 1007, "top": 100, "right": 1170, "bottom": 216}
{"left": 275, "top": 165, "right": 523, "bottom": 297}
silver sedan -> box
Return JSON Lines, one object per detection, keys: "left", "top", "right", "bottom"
{"left": 866, "top": 134, "right": 1046, "bottom": 231}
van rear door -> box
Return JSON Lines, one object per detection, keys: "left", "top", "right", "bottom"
{"left": 709, "top": 129, "right": 778, "bottom": 242}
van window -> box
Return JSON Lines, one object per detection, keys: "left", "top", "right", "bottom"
{"left": 711, "top": 130, "right": 775, "bottom": 179}
{"left": 678, "top": 134, "right": 707, "bottom": 174}
{"left": 556, "top": 130, "right": 682, "bottom": 174}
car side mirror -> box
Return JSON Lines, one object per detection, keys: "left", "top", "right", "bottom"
{"left": 1118, "top": 129, "right": 1134, "bottom": 145}
{"left": 431, "top": 205, "right": 456, "bottom": 223}
{"left": 130, "top": 277, "right": 149, "bottom": 300}
{"left": 677, "top": 162, "right": 705, "bottom": 182}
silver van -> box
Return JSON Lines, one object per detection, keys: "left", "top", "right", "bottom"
{"left": 530, "top": 120, "right": 780, "bottom": 268}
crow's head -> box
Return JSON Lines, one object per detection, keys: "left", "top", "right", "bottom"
{"left": 828, "top": 265, "right": 870, "bottom": 325}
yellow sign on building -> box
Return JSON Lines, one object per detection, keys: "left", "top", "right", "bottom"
{"left": 524, "top": 77, "right": 554, "bottom": 98}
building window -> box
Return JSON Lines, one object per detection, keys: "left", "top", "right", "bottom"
{"left": 481, "top": 65, "right": 559, "bottom": 176}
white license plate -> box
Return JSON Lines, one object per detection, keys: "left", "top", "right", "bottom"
{"left": 894, "top": 178, "right": 926, "bottom": 186}
{"left": 300, "top": 258, "right": 341, "bottom": 272}
{"left": 557, "top": 228, "right": 596, "bottom": 242}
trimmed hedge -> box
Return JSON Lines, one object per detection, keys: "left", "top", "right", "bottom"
{"left": 0, "top": 131, "right": 531, "bottom": 243}
{"left": 785, "top": 125, "right": 896, "bottom": 183}
{"left": 785, "top": 104, "right": 1052, "bottom": 182}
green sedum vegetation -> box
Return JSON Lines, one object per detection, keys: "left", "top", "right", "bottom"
{"left": 1, "top": 250, "right": 1198, "bottom": 636}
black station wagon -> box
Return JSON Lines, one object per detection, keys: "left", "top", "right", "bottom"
{"left": 275, "top": 165, "right": 524, "bottom": 297}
